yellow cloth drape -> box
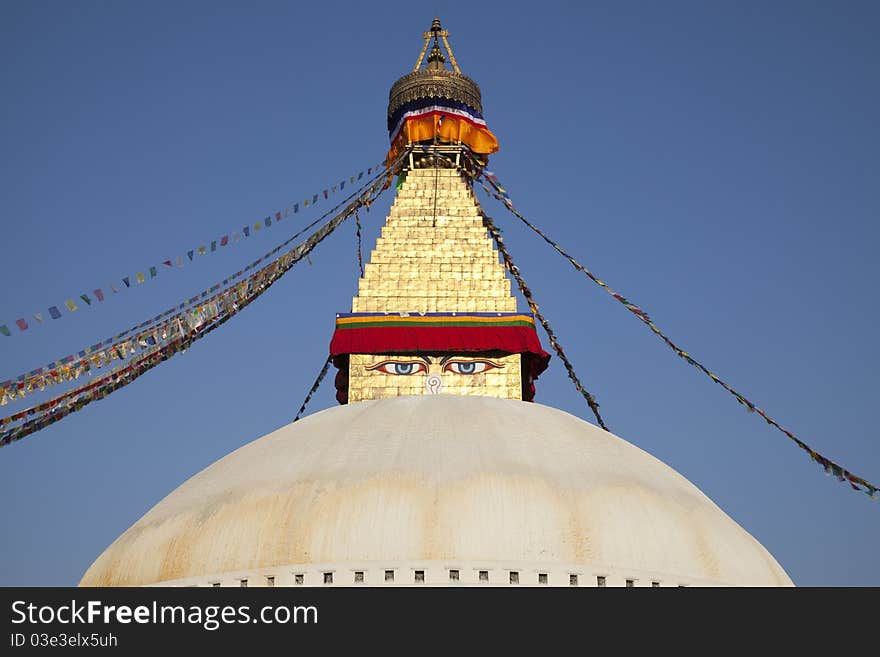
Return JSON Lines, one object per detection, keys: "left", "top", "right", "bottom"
{"left": 387, "top": 113, "right": 499, "bottom": 167}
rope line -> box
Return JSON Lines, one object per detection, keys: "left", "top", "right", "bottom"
{"left": 0, "top": 150, "right": 409, "bottom": 447}
{"left": 355, "top": 212, "right": 365, "bottom": 278}
{"left": 473, "top": 162, "right": 879, "bottom": 500}
{"left": 1, "top": 157, "right": 396, "bottom": 407}
{"left": 0, "top": 160, "right": 384, "bottom": 339}
{"left": 481, "top": 211, "right": 609, "bottom": 431}
{"left": 293, "top": 356, "right": 333, "bottom": 422}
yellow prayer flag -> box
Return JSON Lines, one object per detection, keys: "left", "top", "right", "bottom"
{"left": 136, "top": 272, "right": 145, "bottom": 284}
{"left": 65, "top": 299, "right": 78, "bottom": 312}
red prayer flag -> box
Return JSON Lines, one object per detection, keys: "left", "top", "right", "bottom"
{"left": 15, "top": 318, "right": 28, "bottom": 331}
{"left": 94, "top": 288, "right": 105, "bottom": 302}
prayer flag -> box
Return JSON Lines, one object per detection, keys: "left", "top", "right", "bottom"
{"left": 220, "top": 235, "right": 228, "bottom": 246}
{"left": 175, "top": 256, "right": 183, "bottom": 267}
{"left": 33, "top": 312, "right": 44, "bottom": 323}
{"left": 323, "top": 190, "right": 328, "bottom": 199}
{"left": 294, "top": 203, "right": 299, "bottom": 213}
{"left": 264, "top": 216, "right": 271, "bottom": 227}
{"left": 187, "top": 250, "right": 194, "bottom": 261}
{"left": 163, "top": 259, "right": 173, "bottom": 267}
{"left": 80, "top": 294, "right": 92, "bottom": 305}
{"left": 0, "top": 325, "right": 10, "bottom": 337}
{"left": 15, "top": 318, "right": 28, "bottom": 331}
{"left": 275, "top": 211, "right": 281, "bottom": 221}
{"left": 149, "top": 266, "right": 157, "bottom": 278}
{"left": 350, "top": 176, "right": 354, "bottom": 184}
{"left": 358, "top": 171, "right": 363, "bottom": 180}
{"left": 312, "top": 194, "right": 318, "bottom": 204}
{"left": 304, "top": 199, "right": 309, "bottom": 208}
{"left": 65, "top": 299, "right": 78, "bottom": 312}
{"left": 110, "top": 283, "right": 119, "bottom": 293}
{"left": 136, "top": 272, "right": 145, "bottom": 284}
{"left": 253, "top": 222, "right": 260, "bottom": 231}
{"left": 123, "top": 277, "right": 131, "bottom": 288}
{"left": 243, "top": 226, "right": 250, "bottom": 237}
{"left": 198, "top": 246, "right": 206, "bottom": 256}
{"left": 94, "top": 289, "right": 105, "bottom": 302}
{"left": 49, "top": 306, "right": 62, "bottom": 319}
{"left": 340, "top": 180, "right": 345, "bottom": 189}
{"left": 210, "top": 241, "right": 217, "bottom": 252}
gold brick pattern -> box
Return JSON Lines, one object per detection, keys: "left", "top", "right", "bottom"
{"left": 348, "top": 354, "right": 522, "bottom": 402}
{"left": 349, "top": 167, "right": 522, "bottom": 401}
{"left": 352, "top": 168, "right": 516, "bottom": 314}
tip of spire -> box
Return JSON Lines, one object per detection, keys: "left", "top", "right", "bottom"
{"left": 413, "top": 17, "right": 461, "bottom": 74}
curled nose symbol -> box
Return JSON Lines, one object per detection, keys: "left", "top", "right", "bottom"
{"left": 426, "top": 374, "right": 443, "bottom": 395}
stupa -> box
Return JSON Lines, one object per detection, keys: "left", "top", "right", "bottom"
{"left": 80, "top": 19, "right": 793, "bottom": 587}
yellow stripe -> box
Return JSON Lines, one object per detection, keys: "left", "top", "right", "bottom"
{"left": 336, "top": 314, "right": 534, "bottom": 326}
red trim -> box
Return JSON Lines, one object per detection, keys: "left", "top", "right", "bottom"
{"left": 329, "top": 325, "right": 550, "bottom": 404}
{"left": 330, "top": 325, "right": 547, "bottom": 360}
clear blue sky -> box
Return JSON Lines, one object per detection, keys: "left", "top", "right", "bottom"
{"left": 1, "top": 1, "right": 877, "bottom": 586}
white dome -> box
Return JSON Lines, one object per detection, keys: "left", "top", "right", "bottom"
{"left": 80, "top": 396, "right": 793, "bottom": 587}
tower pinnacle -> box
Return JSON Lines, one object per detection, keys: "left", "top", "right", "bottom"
{"left": 387, "top": 19, "right": 498, "bottom": 168}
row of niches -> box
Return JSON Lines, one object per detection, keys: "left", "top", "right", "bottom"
{"left": 188, "top": 567, "right": 694, "bottom": 588}
{"left": 406, "top": 167, "right": 463, "bottom": 181}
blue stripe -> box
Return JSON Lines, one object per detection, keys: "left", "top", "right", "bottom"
{"left": 387, "top": 96, "right": 483, "bottom": 135}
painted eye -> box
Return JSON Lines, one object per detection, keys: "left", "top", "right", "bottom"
{"left": 443, "top": 360, "right": 502, "bottom": 375}
{"left": 367, "top": 361, "right": 427, "bottom": 375}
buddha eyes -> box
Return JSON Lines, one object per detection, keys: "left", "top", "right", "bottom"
{"left": 368, "top": 361, "right": 428, "bottom": 375}
{"left": 367, "top": 359, "right": 504, "bottom": 376}
{"left": 443, "top": 360, "right": 501, "bottom": 375}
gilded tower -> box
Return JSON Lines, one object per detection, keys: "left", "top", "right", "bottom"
{"left": 330, "top": 18, "right": 549, "bottom": 405}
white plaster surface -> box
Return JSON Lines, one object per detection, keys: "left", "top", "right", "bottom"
{"left": 80, "top": 396, "right": 793, "bottom": 587}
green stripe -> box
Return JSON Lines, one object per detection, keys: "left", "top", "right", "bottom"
{"left": 337, "top": 320, "right": 535, "bottom": 329}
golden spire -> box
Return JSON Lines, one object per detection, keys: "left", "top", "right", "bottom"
{"left": 413, "top": 17, "right": 461, "bottom": 73}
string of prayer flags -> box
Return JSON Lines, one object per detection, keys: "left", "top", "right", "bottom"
{"left": 0, "top": 153, "right": 403, "bottom": 408}
{"left": 1, "top": 160, "right": 385, "bottom": 337}
{"left": 470, "top": 156, "right": 879, "bottom": 501}
{"left": 293, "top": 356, "right": 333, "bottom": 422}
{"left": 0, "top": 152, "right": 405, "bottom": 446}
{"left": 482, "top": 211, "right": 608, "bottom": 432}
